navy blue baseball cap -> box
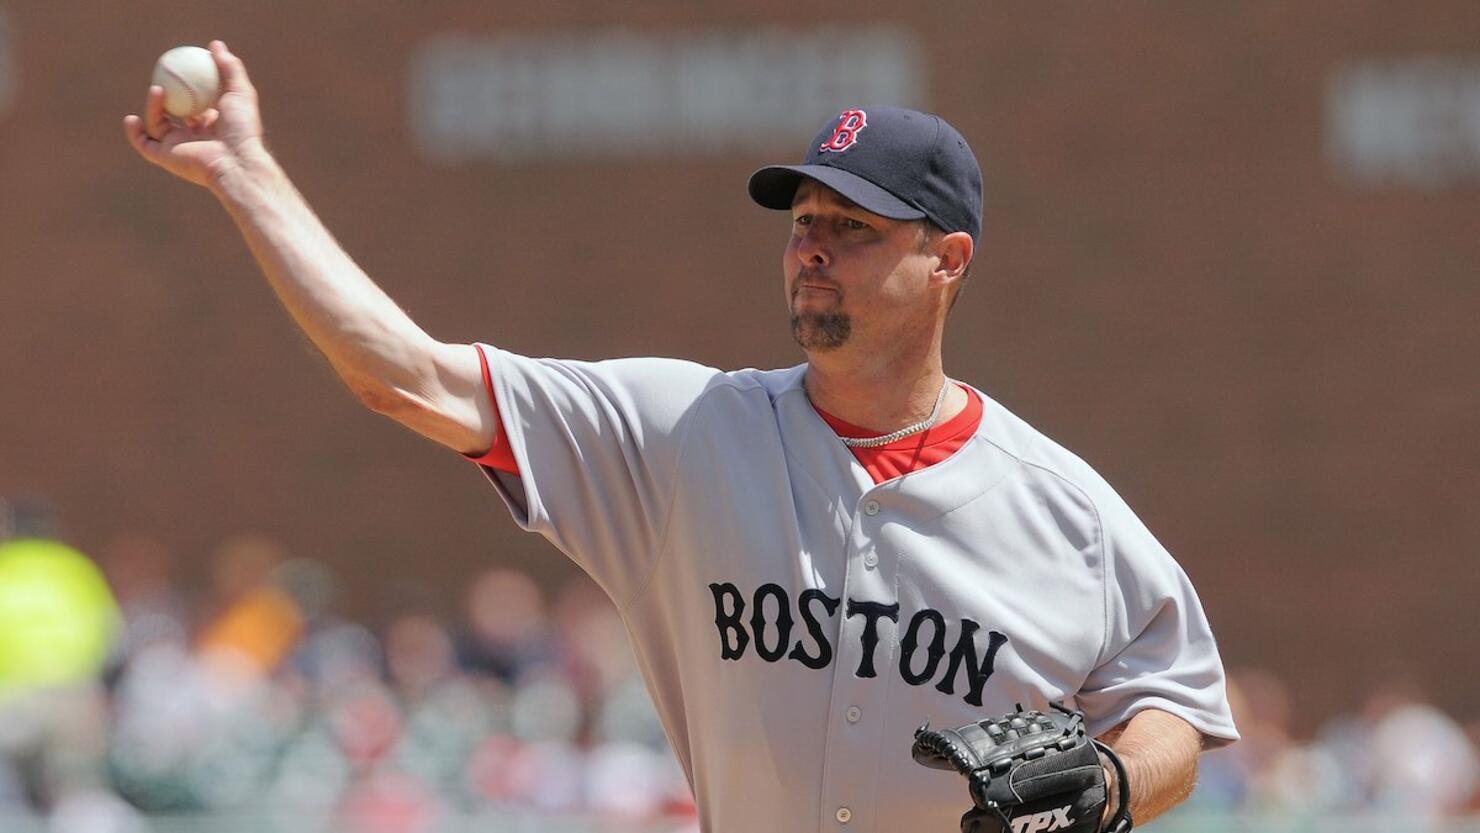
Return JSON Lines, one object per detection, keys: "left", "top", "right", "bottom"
{"left": 748, "top": 106, "right": 983, "bottom": 244}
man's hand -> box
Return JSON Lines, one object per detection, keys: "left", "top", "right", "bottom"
{"left": 123, "top": 40, "right": 266, "bottom": 189}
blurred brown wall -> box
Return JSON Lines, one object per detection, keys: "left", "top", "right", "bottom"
{"left": 1, "top": 2, "right": 1476, "bottom": 725}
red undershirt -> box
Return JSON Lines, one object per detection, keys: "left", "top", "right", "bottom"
{"left": 812, "top": 384, "right": 983, "bottom": 484}
{"left": 464, "top": 346, "right": 521, "bottom": 473}
{"left": 465, "top": 347, "right": 985, "bottom": 485}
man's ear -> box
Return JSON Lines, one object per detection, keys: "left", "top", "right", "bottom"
{"left": 931, "top": 231, "right": 974, "bottom": 288}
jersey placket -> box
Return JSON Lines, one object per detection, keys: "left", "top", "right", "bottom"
{"left": 816, "top": 489, "right": 900, "bottom": 832}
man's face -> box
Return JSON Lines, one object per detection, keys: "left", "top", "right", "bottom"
{"left": 785, "top": 180, "right": 934, "bottom": 354}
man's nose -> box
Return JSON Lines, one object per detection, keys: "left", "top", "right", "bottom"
{"left": 795, "top": 227, "right": 830, "bottom": 267}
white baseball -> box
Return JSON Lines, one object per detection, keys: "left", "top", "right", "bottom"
{"left": 151, "top": 46, "right": 221, "bottom": 119}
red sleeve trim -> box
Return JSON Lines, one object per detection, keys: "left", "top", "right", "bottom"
{"left": 461, "top": 345, "right": 521, "bottom": 474}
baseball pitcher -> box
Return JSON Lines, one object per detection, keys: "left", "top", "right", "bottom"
{"left": 125, "top": 41, "right": 1238, "bottom": 832}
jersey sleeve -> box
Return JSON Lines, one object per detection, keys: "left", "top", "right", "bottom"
{"left": 466, "top": 343, "right": 722, "bottom": 607}
{"left": 462, "top": 340, "right": 519, "bottom": 474}
{"left": 1075, "top": 488, "right": 1241, "bottom": 748}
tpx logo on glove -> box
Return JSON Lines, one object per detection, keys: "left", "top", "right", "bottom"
{"left": 1010, "top": 806, "right": 1075, "bottom": 833}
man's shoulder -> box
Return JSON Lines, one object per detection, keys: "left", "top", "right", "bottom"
{"left": 720, "top": 363, "right": 808, "bottom": 398}
{"left": 576, "top": 356, "right": 801, "bottom": 389}
{"left": 969, "top": 387, "right": 1179, "bottom": 565}
{"left": 590, "top": 358, "right": 805, "bottom": 407}
{"left": 970, "top": 388, "right": 1083, "bottom": 472}
{"left": 968, "top": 386, "right": 1128, "bottom": 516}
{"left": 490, "top": 349, "right": 805, "bottom": 415}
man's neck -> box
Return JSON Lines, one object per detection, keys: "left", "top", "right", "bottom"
{"left": 804, "top": 351, "right": 967, "bottom": 435}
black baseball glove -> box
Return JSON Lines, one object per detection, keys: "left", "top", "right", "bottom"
{"left": 912, "top": 702, "right": 1132, "bottom": 833}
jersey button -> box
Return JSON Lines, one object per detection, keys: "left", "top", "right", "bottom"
{"left": 863, "top": 499, "right": 880, "bottom": 516}
{"left": 846, "top": 706, "right": 862, "bottom": 723}
{"left": 836, "top": 807, "right": 852, "bottom": 824}
{"left": 863, "top": 552, "right": 878, "bottom": 568}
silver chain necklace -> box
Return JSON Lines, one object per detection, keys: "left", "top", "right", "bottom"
{"left": 829, "top": 377, "right": 952, "bottom": 449}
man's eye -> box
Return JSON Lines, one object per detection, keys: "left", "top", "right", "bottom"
{"left": 843, "top": 218, "right": 868, "bottom": 231}
{"left": 793, "top": 215, "right": 813, "bottom": 227}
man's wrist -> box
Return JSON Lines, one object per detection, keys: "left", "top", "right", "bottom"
{"left": 1100, "top": 758, "right": 1119, "bottom": 827}
{"left": 208, "top": 139, "right": 279, "bottom": 202}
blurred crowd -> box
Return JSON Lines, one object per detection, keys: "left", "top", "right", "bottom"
{"left": 1, "top": 511, "right": 1478, "bottom": 831}
{"left": 1183, "top": 667, "right": 1480, "bottom": 822}
{"left": 0, "top": 519, "right": 695, "bottom": 832}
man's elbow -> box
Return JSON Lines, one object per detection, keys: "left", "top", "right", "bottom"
{"left": 339, "top": 341, "right": 492, "bottom": 454}
{"left": 348, "top": 377, "right": 490, "bottom": 455}
{"left": 351, "top": 378, "right": 410, "bottom": 416}
{"left": 353, "top": 382, "right": 447, "bottom": 435}
{"left": 342, "top": 354, "right": 436, "bottom": 418}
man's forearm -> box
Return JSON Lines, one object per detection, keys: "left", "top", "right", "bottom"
{"left": 1100, "top": 709, "right": 1203, "bottom": 826}
{"left": 125, "top": 42, "right": 493, "bottom": 453}
{"left": 208, "top": 144, "right": 439, "bottom": 405}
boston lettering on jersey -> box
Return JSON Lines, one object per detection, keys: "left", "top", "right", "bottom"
{"left": 709, "top": 581, "right": 1010, "bottom": 707}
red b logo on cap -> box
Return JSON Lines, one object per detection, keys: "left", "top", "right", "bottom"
{"left": 819, "top": 109, "right": 868, "bottom": 153}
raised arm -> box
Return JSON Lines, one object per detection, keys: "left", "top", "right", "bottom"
{"left": 123, "top": 41, "right": 494, "bottom": 455}
{"left": 1098, "top": 708, "right": 1204, "bottom": 826}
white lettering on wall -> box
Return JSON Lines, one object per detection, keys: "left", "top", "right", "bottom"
{"left": 0, "top": 11, "right": 15, "bottom": 119}
{"left": 1327, "top": 57, "right": 1480, "bottom": 188}
{"left": 408, "top": 26, "right": 924, "bottom": 162}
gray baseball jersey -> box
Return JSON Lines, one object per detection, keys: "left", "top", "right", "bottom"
{"left": 468, "top": 344, "right": 1238, "bottom": 832}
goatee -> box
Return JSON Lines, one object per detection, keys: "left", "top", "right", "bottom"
{"left": 790, "top": 311, "right": 851, "bottom": 351}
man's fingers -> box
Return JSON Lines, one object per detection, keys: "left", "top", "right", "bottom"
{"left": 122, "top": 114, "right": 141, "bottom": 146}
{"left": 210, "top": 40, "right": 255, "bottom": 97}
{"left": 144, "top": 85, "right": 169, "bottom": 141}
{"left": 122, "top": 114, "right": 160, "bottom": 161}
{"left": 186, "top": 108, "right": 220, "bottom": 132}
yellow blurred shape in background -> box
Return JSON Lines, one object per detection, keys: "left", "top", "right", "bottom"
{"left": 0, "top": 538, "right": 119, "bottom": 696}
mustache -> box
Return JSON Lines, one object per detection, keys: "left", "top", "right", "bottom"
{"left": 792, "top": 267, "right": 841, "bottom": 295}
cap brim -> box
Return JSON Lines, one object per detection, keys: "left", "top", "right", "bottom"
{"left": 747, "top": 164, "right": 926, "bottom": 221}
